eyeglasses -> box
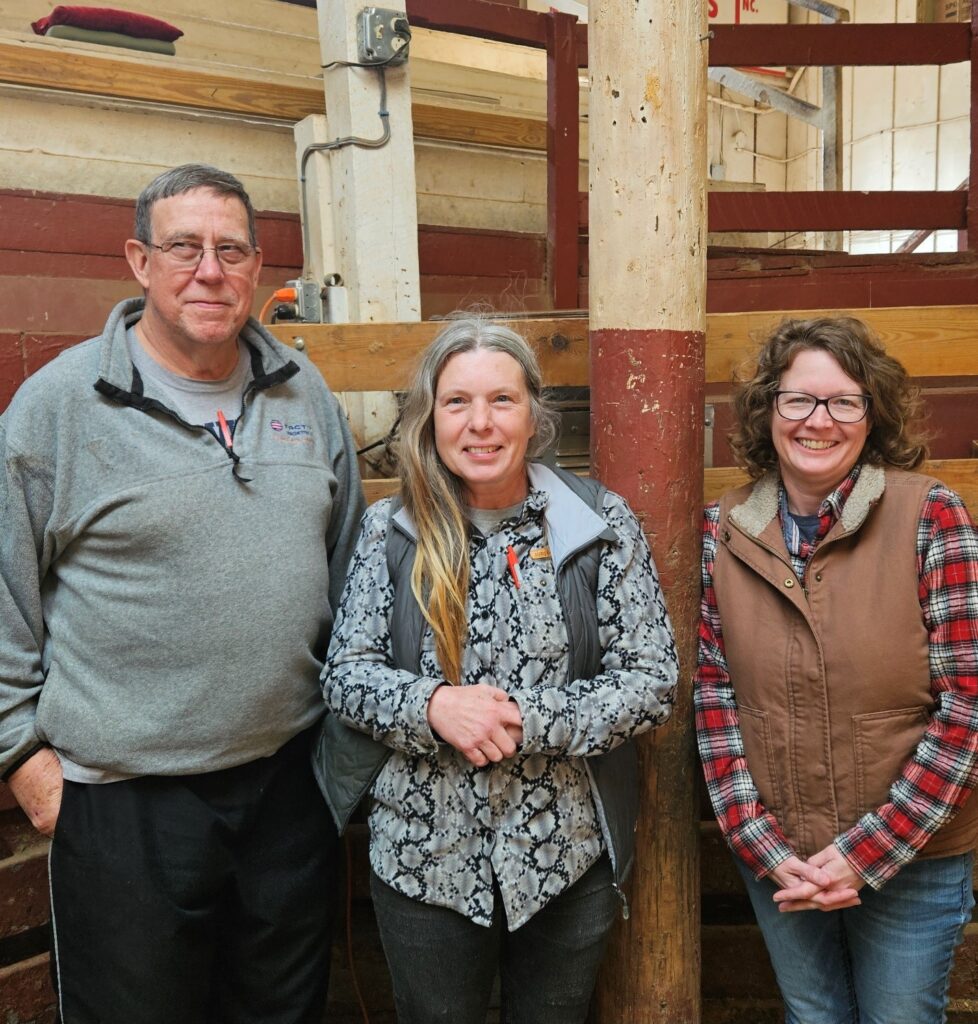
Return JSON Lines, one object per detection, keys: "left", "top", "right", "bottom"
{"left": 774, "top": 390, "right": 871, "bottom": 424}
{"left": 145, "top": 239, "right": 259, "bottom": 268}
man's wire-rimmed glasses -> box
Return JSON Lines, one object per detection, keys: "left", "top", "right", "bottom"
{"left": 145, "top": 239, "right": 260, "bottom": 268}
{"left": 774, "top": 390, "right": 871, "bottom": 424}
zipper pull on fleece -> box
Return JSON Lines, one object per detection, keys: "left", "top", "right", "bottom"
{"left": 216, "top": 409, "right": 251, "bottom": 483}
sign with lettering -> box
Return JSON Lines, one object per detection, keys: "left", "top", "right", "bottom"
{"left": 707, "top": 0, "right": 788, "bottom": 24}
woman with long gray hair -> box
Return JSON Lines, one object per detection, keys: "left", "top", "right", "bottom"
{"left": 318, "top": 317, "right": 678, "bottom": 1022}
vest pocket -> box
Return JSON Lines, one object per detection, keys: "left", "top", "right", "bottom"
{"left": 852, "top": 705, "right": 930, "bottom": 817}
{"left": 737, "top": 703, "right": 785, "bottom": 818}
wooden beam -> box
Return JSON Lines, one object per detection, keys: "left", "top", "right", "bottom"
{"left": 270, "top": 304, "right": 978, "bottom": 389}
{"left": 405, "top": 0, "right": 588, "bottom": 65}
{"left": 0, "top": 38, "right": 321, "bottom": 120}
{"left": 705, "top": 459, "right": 978, "bottom": 514}
{"left": 706, "top": 305, "right": 978, "bottom": 383}
{"left": 405, "top": 0, "right": 549, "bottom": 48}
{"left": 0, "top": 40, "right": 546, "bottom": 151}
{"left": 412, "top": 103, "right": 546, "bottom": 150}
{"left": 708, "top": 191, "right": 967, "bottom": 233}
{"left": 0, "top": 954, "right": 53, "bottom": 1023}
{"left": 362, "top": 459, "right": 978, "bottom": 519}
{"left": 581, "top": 191, "right": 970, "bottom": 233}
{"left": 0, "top": 845, "right": 49, "bottom": 941}
{"left": 708, "top": 23, "right": 971, "bottom": 67}
{"left": 404, "top": 8, "right": 973, "bottom": 70}
{"left": 704, "top": 252, "right": 978, "bottom": 313}
{"left": 272, "top": 318, "right": 589, "bottom": 390}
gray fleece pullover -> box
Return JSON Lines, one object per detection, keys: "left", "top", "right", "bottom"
{"left": 0, "top": 298, "right": 365, "bottom": 779}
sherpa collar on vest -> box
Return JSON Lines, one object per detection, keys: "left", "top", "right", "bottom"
{"left": 729, "top": 462, "right": 886, "bottom": 540}
{"left": 391, "top": 462, "right": 616, "bottom": 570}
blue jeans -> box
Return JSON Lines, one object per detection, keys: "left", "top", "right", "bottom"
{"left": 737, "top": 852, "right": 975, "bottom": 1024}
{"left": 370, "top": 856, "right": 619, "bottom": 1024}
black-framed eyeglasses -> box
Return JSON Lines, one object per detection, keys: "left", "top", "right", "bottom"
{"left": 145, "top": 239, "right": 259, "bottom": 267}
{"left": 774, "top": 390, "right": 871, "bottom": 424}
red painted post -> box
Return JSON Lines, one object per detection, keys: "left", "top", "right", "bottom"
{"left": 546, "top": 10, "right": 581, "bottom": 311}
{"left": 588, "top": 2, "right": 706, "bottom": 1020}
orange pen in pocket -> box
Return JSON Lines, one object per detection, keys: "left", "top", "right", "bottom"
{"left": 506, "top": 545, "right": 521, "bottom": 589}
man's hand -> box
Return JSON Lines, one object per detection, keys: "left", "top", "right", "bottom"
{"left": 427, "top": 684, "right": 523, "bottom": 767}
{"left": 772, "top": 844, "right": 863, "bottom": 912}
{"left": 7, "top": 747, "right": 63, "bottom": 836}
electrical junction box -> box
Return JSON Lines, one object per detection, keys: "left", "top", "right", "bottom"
{"left": 286, "top": 279, "right": 325, "bottom": 323}
{"left": 358, "top": 8, "right": 409, "bottom": 65}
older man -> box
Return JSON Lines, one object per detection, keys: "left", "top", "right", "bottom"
{"left": 0, "top": 165, "right": 364, "bottom": 1023}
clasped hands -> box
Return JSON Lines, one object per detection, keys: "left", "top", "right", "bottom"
{"left": 426, "top": 683, "right": 523, "bottom": 768}
{"left": 770, "top": 845, "right": 864, "bottom": 913}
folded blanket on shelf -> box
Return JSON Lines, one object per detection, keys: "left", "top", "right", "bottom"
{"left": 43, "top": 23, "right": 177, "bottom": 54}
{"left": 31, "top": 6, "right": 183, "bottom": 42}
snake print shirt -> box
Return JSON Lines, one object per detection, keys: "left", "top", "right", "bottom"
{"left": 323, "top": 486, "right": 677, "bottom": 929}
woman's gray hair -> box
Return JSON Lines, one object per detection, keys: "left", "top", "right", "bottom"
{"left": 396, "top": 318, "right": 561, "bottom": 682}
{"left": 134, "top": 164, "right": 257, "bottom": 246}
{"left": 398, "top": 317, "right": 560, "bottom": 483}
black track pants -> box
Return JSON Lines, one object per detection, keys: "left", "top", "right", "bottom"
{"left": 49, "top": 730, "right": 338, "bottom": 1024}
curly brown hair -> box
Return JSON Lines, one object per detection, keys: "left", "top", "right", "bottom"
{"left": 729, "top": 316, "right": 929, "bottom": 479}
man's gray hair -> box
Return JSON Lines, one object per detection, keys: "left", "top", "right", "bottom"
{"left": 134, "top": 164, "right": 257, "bottom": 246}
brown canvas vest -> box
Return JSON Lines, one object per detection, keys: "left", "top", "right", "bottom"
{"left": 713, "top": 465, "right": 978, "bottom": 860}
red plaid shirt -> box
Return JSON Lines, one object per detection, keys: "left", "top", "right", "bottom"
{"left": 695, "top": 466, "right": 978, "bottom": 889}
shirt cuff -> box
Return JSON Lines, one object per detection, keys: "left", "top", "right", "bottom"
{"left": 727, "top": 814, "right": 795, "bottom": 880}
{"left": 834, "top": 814, "right": 918, "bottom": 890}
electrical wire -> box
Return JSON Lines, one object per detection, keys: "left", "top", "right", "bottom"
{"left": 258, "top": 287, "right": 297, "bottom": 324}
{"left": 356, "top": 412, "right": 401, "bottom": 458}
{"left": 298, "top": 66, "right": 392, "bottom": 279}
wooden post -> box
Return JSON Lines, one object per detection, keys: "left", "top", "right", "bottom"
{"left": 588, "top": 2, "right": 706, "bottom": 1021}
{"left": 306, "top": 0, "right": 423, "bottom": 464}
{"left": 546, "top": 9, "right": 581, "bottom": 310}
{"left": 314, "top": 0, "right": 421, "bottom": 322}
{"left": 968, "top": 0, "right": 978, "bottom": 251}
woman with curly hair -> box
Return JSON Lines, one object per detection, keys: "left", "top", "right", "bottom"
{"left": 695, "top": 316, "right": 978, "bottom": 1023}
{"left": 319, "top": 317, "right": 678, "bottom": 1023}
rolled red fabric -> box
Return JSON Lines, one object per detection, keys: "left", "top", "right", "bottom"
{"left": 32, "top": 6, "right": 183, "bottom": 42}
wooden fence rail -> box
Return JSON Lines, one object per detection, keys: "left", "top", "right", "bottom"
{"left": 270, "top": 303, "right": 978, "bottom": 391}
{"left": 269, "top": 302, "right": 978, "bottom": 516}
